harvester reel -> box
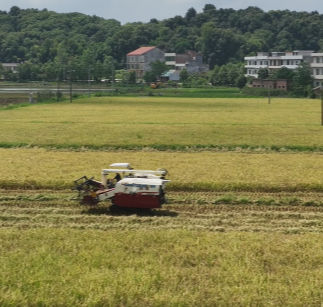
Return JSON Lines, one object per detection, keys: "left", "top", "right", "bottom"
{"left": 71, "top": 176, "right": 96, "bottom": 198}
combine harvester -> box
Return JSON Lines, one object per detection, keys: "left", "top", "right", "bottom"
{"left": 72, "top": 163, "right": 169, "bottom": 210}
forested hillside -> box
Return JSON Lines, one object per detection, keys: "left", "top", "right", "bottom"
{"left": 1, "top": 4, "right": 323, "bottom": 80}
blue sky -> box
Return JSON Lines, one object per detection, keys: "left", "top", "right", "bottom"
{"left": 1, "top": 0, "right": 322, "bottom": 24}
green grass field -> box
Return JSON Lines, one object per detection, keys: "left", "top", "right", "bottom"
{"left": 2, "top": 95, "right": 323, "bottom": 306}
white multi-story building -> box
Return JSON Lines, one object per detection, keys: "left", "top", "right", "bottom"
{"left": 245, "top": 50, "right": 313, "bottom": 78}
{"left": 311, "top": 53, "right": 323, "bottom": 88}
{"left": 245, "top": 52, "right": 270, "bottom": 77}
{"left": 245, "top": 50, "right": 323, "bottom": 87}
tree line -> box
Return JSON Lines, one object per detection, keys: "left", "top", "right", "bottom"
{"left": 1, "top": 5, "right": 323, "bottom": 84}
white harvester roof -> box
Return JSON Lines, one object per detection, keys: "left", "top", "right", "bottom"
{"left": 109, "top": 163, "right": 131, "bottom": 168}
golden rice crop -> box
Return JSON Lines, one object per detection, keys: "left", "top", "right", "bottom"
{"left": 1, "top": 148, "right": 323, "bottom": 192}
{"left": 2, "top": 229, "right": 323, "bottom": 306}
{"left": 0, "top": 97, "right": 322, "bottom": 147}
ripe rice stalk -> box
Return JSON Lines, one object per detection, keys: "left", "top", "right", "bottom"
{"left": 1, "top": 148, "right": 323, "bottom": 192}
{"left": 0, "top": 97, "right": 322, "bottom": 149}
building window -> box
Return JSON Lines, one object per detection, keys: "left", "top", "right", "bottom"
{"left": 316, "top": 57, "right": 320, "bottom": 63}
{"left": 317, "top": 69, "right": 320, "bottom": 75}
{"left": 291, "top": 61, "right": 294, "bottom": 65}
{"left": 166, "top": 56, "right": 175, "bottom": 61}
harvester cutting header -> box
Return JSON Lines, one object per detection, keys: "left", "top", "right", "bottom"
{"left": 72, "top": 163, "right": 169, "bottom": 209}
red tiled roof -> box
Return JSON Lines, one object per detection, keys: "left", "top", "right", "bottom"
{"left": 127, "top": 46, "right": 156, "bottom": 56}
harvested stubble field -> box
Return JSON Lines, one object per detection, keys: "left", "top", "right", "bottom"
{"left": 2, "top": 190, "right": 323, "bottom": 232}
{"left": 2, "top": 97, "right": 323, "bottom": 306}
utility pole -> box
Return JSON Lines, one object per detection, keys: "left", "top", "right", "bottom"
{"left": 29, "top": 73, "right": 34, "bottom": 103}
{"left": 57, "top": 76, "right": 60, "bottom": 102}
{"left": 88, "top": 65, "right": 93, "bottom": 98}
{"left": 124, "top": 68, "right": 128, "bottom": 90}
{"left": 111, "top": 62, "right": 114, "bottom": 92}
{"left": 268, "top": 81, "right": 271, "bottom": 104}
{"left": 56, "top": 65, "right": 60, "bottom": 102}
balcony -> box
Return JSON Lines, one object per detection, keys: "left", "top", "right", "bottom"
{"left": 311, "top": 63, "right": 323, "bottom": 68}
{"left": 245, "top": 65, "right": 268, "bottom": 69}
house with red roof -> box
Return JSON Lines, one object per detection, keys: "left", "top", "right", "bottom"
{"left": 126, "top": 46, "right": 164, "bottom": 78}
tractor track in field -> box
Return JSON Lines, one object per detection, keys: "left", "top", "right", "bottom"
{"left": 1, "top": 190, "right": 323, "bottom": 233}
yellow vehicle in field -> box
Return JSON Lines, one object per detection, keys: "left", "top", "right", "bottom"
{"left": 150, "top": 82, "right": 162, "bottom": 89}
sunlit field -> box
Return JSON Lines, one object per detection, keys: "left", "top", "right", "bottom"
{"left": 2, "top": 229, "right": 323, "bottom": 306}
{"left": 0, "top": 97, "right": 322, "bottom": 149}
{"left": 2, "top": 96, "right": 323, "bottom": 306}
{"left": 1, "top": 148, "right": 323, "bottom": 192}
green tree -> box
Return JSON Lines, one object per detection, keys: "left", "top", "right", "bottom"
{"left": 209, "top": 63, "right": 245, "bottom": 87}
{"left": 203, "top": 4, "right": 216, "bottom": 12}
{"left": 9, "top": 6, "right": 21, "bottom": 17}
{"left": 292, "top": 63, "right": 314, "bottom": 97}
{"left": 236, "top": 75, "right": 247, "bottom": 89}
{"left": 148, "top": 60, "right": 169, "bottom": 80}
{"left": 143, "top": 71, "right": 156, "bottom": 83}
{"left": 0, "top": 63, "right": 4, "bottom": 79}
{"left": 257, "top": 68, "right": 269, "bottom": 79}
{"left": 185, "top": 7, "right": 197, "bottom": 23}
{"left": 271, "top": 67, "right": 295, "bottom": 80}
{"left": 170, "top": 36, "right": 191, "bottom": 53}
{"left": 2, "top": 5, "right": 323, "bottom": 72}
{"left": 198, "top": 23, "right": 243, "bottom": 68}
{"left": 179, "top": 69, "right": 189, "bottom": 83}
{"left": 210, "top": 65, "right": 220, "bottom": 85}
{"left": 128, "top": 70, "right": 136, "bottom": 84}
{"left": 102, "top": 56, "right": 117, "bottom": 80}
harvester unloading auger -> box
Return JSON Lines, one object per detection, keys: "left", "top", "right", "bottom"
{"left": 72, "top": 163, "right": 169, "bottom": 209}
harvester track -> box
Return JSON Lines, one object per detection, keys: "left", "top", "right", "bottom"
{"left": 1, "top": 190, "right": 323, "bottom": 233}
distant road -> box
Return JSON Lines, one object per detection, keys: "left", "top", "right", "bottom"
{"left": 0, "top": 87, "right": 115, "bottom": 94}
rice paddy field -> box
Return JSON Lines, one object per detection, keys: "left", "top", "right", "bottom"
{"left": 0, "top": 96, "right": 322, "bottom": 149}
{"left": 2, "top": 96, "right": 323, "bottom": 306}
